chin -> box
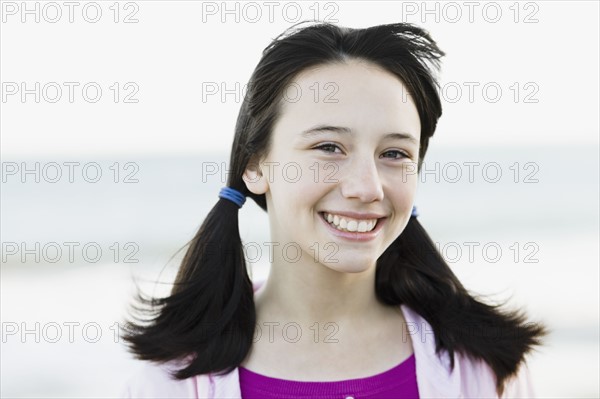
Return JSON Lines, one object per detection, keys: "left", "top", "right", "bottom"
{"left": 322, "top": 261, "right": 375, "bottom": 274}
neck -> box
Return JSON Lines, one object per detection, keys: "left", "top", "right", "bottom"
{"left": 254, "top": 255, "right": 392, "bottom": 326}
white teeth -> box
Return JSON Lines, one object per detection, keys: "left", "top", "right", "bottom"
{"left": 357, "top": 221, "right": 368, "bottom": 232}
{"left": 347, "top": 220, "right": 358, "bottom": 232}
{"left": 323, "top": 213, "right": 378, "bottom": 233}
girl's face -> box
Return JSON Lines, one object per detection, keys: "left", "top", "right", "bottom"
{"left": 244, "top": 59, "right": 421, "bottom": 274}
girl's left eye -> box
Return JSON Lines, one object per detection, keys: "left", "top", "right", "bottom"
{"left": 381, "top": 150, "right": 410, "bottom": 159}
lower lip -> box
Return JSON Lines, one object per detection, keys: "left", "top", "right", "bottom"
{"left": 319, "top": 213, "right": 386, "bottom": 242}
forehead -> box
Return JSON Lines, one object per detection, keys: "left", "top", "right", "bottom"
{"left": 273, "top": 59, "right": 421, "bottom": 140}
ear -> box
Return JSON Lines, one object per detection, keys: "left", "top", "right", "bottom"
{"left": 242, "top": 157, "right": 268, "bottom": 195}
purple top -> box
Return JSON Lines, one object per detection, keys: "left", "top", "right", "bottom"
{"left": 238, "top": 353, "right": 419, "bottom": 399}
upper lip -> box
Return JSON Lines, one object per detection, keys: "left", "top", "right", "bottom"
{"left": 320, "top": 211, "right": 387, "bottom": 220}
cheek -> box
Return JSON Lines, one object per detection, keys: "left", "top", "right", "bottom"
{"left": 288, "top": 160, "right": 332, "bottom": 192}
{"left": 386, "top": 165, "right": 418, "bottom": 193}
{"left": 386, "top": 179, "right": 417, "bottom": 217}
{"left": 395, "top": 163, "right": 419, "bottom": 184}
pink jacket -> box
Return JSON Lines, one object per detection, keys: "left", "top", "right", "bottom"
{"left": 121, "top": 280, "right": 536, "bottom": 398}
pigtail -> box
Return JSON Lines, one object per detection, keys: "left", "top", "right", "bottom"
{"left": 121, "top": 191, "right": 256, "bottom": 379}
{"left": 375, "top": 216, "right": 548, "bottom": 396}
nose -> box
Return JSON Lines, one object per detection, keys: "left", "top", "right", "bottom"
{"left": 340, "top": 154, "right": 385, "bottom": 203}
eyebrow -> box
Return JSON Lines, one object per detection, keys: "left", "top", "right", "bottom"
{"left": 300, "top": 125, "right": 419, "bottom": 145}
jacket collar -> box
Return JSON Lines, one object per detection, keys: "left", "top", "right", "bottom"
{"left": 400, "top": 304, "right": 462, "bottom": 398}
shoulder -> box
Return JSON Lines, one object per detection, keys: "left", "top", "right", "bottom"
{"left": 498, "top": 359, "right": 537, "bottom": 398}
{"left": 118, "top": 359, "right": 211, "bottom": 398}
{"left": 455, "top": 351, "right": 536, "bottom": 398}
{"left": 400, "top": 304, "right": 537, "bottom": 398}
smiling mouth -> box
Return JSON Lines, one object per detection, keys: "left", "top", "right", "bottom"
{"left": 319, "top": 212, "right": 381, "bottom": 233}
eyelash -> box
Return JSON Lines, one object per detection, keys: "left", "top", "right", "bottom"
{"left": 314, "top": 143, "right": 411, "bottom": 160}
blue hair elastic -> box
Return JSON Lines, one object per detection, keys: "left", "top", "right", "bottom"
{"left": 411, "top": 205, "right": 419, "bottom": 218}
{"left": 219, "top": 187, "right": 246, "bottom": 208}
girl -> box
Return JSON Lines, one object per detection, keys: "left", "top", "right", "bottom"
{"left": 120, "top": 21, "right": 547, "bottom": 398}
